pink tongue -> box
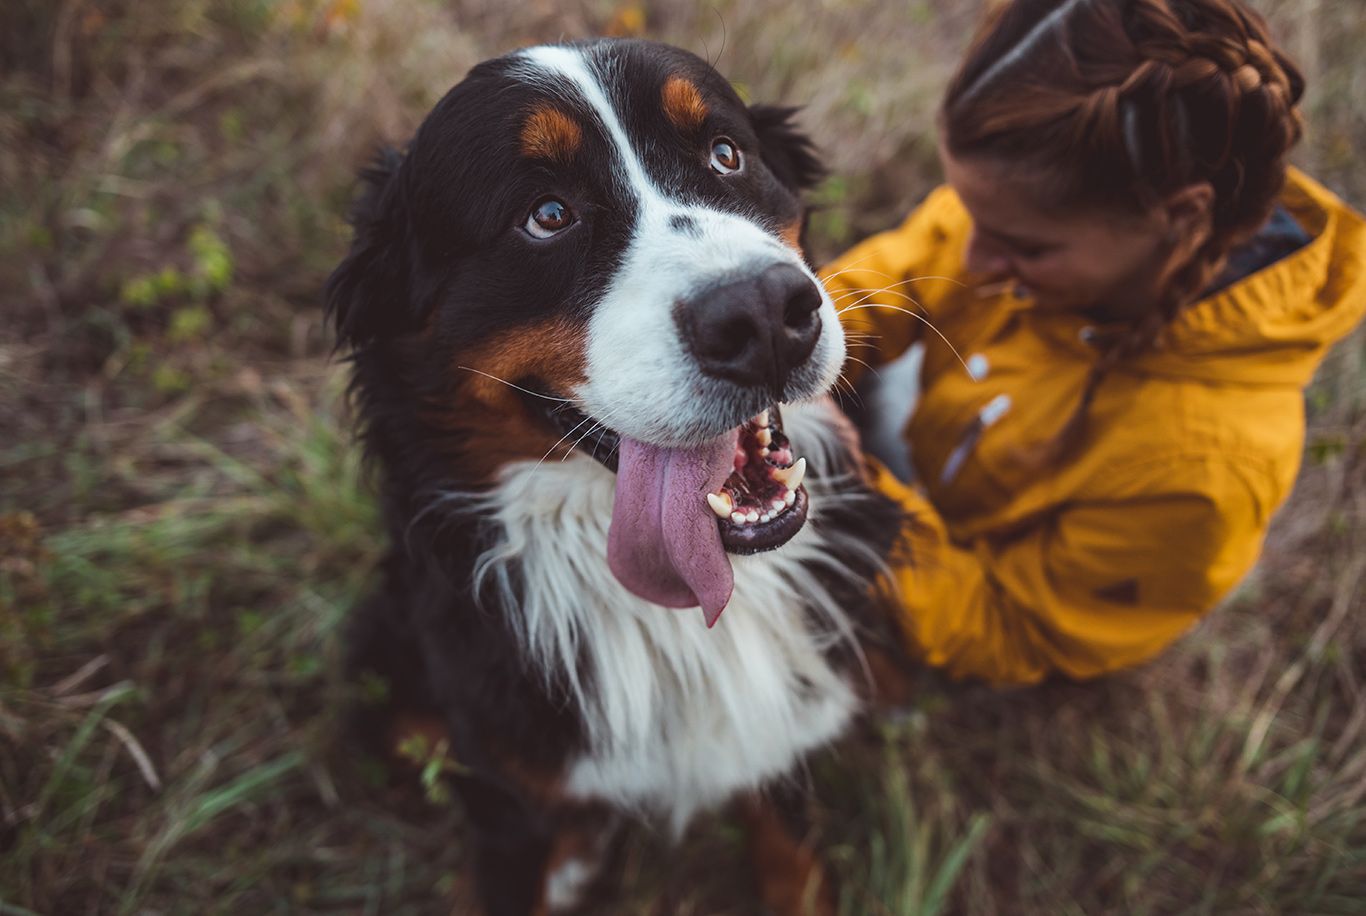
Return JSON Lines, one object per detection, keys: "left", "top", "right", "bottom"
{"left": 607, "top": 432, "right": 737, "bottom": 627}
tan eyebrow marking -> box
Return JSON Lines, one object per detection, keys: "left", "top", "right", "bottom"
{"left": 662, "top": 75, "right": 708, "bottom": 131}
{"left": 520, "top": 105, "right": 583, "bottom": 161}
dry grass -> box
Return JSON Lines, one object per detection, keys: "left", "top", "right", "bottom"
{"left": 1, "top": 1, "right": 1363, "bottom": 913}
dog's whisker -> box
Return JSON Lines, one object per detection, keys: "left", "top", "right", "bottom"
{"left": 564, "top": 421, "right": 608, "bottom": 461}
{"left": 843, "top": 355, "right": 881, "bottom": 379}
{"left": 836, "top": 285, "right": 931, "bottom": 316}
{"left": 817, "top": 253, "right": 896, "bottom": 283}
{"left": 838, "top": 303, "right": 973, "bottom": 377}
{"left": 830, "top": 275, "right": 966, "bottom": 311}
{"left": 831, "top": 375, "right": 861, "bottom": 407}
{"left": 456, "top": 366, "right": 575, "bottom": 401}
{"left": 534, "top": 414, "right": 598, "bottom": 472}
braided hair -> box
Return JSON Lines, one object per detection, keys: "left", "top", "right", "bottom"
{"left": 941, "top": 0, "right": 1305, "bottom": 461}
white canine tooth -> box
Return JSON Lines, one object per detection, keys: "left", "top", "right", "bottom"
{"left": 746, "top": 510, "right": 759, "bottom": 523}
{"left": 759, "top": 513, "right": 771, "bottom": 523}
{"left": 757, "top": 427, "right": 772, "bottom": 446}
{"left": 772, "top": 456, "right": 806, "bottom": 491}
{"left": 771, "top": 499, "right": 785, "bottom": 512}
{"left": 731, "top": 511, "right": 747, "bottom": 525}
{"left": 757, "top": 409, "right": 770, "bottom": 428}
{"left": 784, "top": 489, "right": 796, "bottom": 507}
{"left": 707, "top": 492, "right": 733, "bottom": 519}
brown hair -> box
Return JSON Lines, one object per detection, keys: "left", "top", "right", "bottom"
{"left": 941, "top": 0, "right": 1305, "bottom": 459}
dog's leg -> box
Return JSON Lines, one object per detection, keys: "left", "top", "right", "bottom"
{"left": 738, "top": 792, "right": 837, "bottom": 916}
{"left": 379, "top": 706, "right": 551, "bottom": 916}
{"left": 344, "top": 576, "right": 436, "bottom": 756}
{"left": 457, "top": 788, "right": 622, "bottom": 916}
{"left": 454, "top": 776, "right": 554, "bottom": 916}
{"left": 536, "top": 806, "right": 624, "bottom": 915}
{"left": 389, "top": 725, "right": 618, "bottom": 916}
{"left": 385, "top": 714, "right": 587, "bottom": 916}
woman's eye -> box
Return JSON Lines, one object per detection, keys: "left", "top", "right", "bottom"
{"left": 526, "top": 198, "right": 574, "bottom": 239}
{"left": 709, "top": 137, "right": 743, "bottom": 175}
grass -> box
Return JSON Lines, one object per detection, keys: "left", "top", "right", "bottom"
{"left": 2, "top": 0, "right": 1364, "bottom": 913}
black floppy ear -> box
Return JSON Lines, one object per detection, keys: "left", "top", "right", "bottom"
{"left": 325, "top": 146, "right": 419, "bottom": 348}
{"left": 748, "top": 104, "right": 826, "bottom": 192}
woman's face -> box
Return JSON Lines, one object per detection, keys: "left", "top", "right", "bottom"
{"left": 941, "top": 146, "right": 1180, "bottom": 321}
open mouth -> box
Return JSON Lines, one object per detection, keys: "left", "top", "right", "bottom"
{"left": 705, "top": 409, "right": 809, "bottom": 555}
{"left": 536, "top": 396, "right": 810, "bottom": 556}
{"left": 526, "top": 384, "right": 814, "bottom": 627}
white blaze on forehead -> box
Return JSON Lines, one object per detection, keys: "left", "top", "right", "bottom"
{"left": 512, "top": 44, "right": 845, "bottom": 446}
{"left": 515, "top": 45, "right": 659, "bottom": 206}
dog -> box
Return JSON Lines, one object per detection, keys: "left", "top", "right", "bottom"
{"left": 328, "top": 38, "right": 907, "bottom": 915}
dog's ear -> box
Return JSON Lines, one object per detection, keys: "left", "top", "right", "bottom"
{"left": 748, "top": 105, "right": 826, "bottom": 193}
{"left": 325, "top": 147, "right": 420, "bottom": 349}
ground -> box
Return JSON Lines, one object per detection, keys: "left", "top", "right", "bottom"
{"left": 1, "top": 1, "right": 1364, "bottom": 913}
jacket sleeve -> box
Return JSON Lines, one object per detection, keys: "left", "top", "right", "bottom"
{"left": 820, "top": 186, "right": 964, "bottom": 385}
{"left": 873, "top": 460, "right": 1269, "bottom": 684}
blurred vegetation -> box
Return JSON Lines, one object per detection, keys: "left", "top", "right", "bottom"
{"left": 1, "top": 0, "right": 1363, "bottom": 913}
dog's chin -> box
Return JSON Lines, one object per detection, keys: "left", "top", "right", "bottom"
{"left": 524, "top": 387, "right": 811, "bottom": 556}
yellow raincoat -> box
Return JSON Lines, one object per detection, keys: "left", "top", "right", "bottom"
{"left": 824, "top": 168, "right": 1366, "bottom": 684}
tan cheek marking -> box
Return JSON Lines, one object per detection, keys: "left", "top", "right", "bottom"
{"left": 662, "top": 75, "right": 708, "bottom": 132}
{"left": 779, "top": 220, "right": 803, "bottom": 252}
{"left": 428, "top": 317, "right": 590, "bottom": 483}
{"left": 521, "top": 106, "right": 583, "bottom": 162}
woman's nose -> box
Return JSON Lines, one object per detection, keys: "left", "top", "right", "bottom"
{"left": 965, "top": 232, "right": 1010, "bottom": 278}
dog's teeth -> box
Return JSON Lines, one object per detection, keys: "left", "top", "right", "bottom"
{"left": 772, "top": 457, "right": 806, "bottom": 490}
{"left": 759, "top": 513, "right": 772, "bottom": 523}
{"left": 784, "top": 488, "right": 796, "bottom": 507}
{"left": 757, "top": 427, "right": 772, "bottom": 446}
{"left": 746, "top": 510, "right": 759, "bottom": 523}
{"left": 756, "top": 409, "right": 770, "bottom": 428}
{"left": 771, "top": 499, "right": 786, "bottom": 512}
{"left": 730, "top": 510, "right": 747, "bottom": 525}
{"left": 707, "top": 491, "right": 734, "bottom": 519}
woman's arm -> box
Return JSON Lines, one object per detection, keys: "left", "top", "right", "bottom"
{"left": 873, "top": 459, "right": 1270, "bottom": 684}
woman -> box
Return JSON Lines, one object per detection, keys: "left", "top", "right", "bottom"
{"left": 823, "top": 0, "right": 1366, "bottom": 683}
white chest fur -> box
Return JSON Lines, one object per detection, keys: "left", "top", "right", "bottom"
{"left": 467, "top": 403, "right": 867, "bottom": 833}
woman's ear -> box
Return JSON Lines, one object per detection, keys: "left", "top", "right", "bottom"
{"left": 747, "top": 105, "right": 826, "bottom": 192}
{"left": 325, "top": 147, "right": 417, "bottom": 349}
{"left": 1161, "top": 182, "right": 1215, "bottom": 255}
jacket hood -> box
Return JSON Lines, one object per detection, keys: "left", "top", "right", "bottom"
{"left": 1134, "top": 168, "right": 1366, "bottom": 386}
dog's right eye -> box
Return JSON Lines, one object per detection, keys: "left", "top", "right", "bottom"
{"left": 525, "top": 198, "right": 575, "bottom": 239}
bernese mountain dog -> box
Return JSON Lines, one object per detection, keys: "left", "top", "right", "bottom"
{"left": 328, "top": 38, "right": 907, "bottom": 915}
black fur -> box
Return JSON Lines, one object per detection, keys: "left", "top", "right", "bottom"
{"left": 325, "top": 147, "right": 413, "bottom": 347}
{"left": 748, "top": 104, "right": 828, "bottom": 192}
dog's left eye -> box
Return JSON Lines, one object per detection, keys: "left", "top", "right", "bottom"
{"left": 525, "top": 197, "right": 575, "bottom": 239}
{"left": 709, "top": 137, "right": 742, "bottom": 175}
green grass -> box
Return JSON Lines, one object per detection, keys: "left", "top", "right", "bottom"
{"left": 2, "top": 0, "right": 1364, "bottom": 913}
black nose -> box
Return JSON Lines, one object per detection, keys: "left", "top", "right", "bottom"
{"left": 675, "top": 263, "right": 823, "bottom": 395}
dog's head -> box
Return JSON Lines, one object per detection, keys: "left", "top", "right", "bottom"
{"left": 328, "top": 39, "right": 845, "bottom": 625}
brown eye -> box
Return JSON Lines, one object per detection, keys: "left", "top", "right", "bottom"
{"left": 526, "top": 197, "right": 574, "bottom": 239}
{"left": 709, "top": 137, "right": 742, "bottom": 175}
